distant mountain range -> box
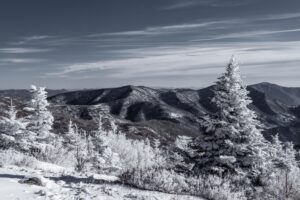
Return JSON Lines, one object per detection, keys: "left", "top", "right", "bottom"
{"left": 1, "top": 82, "right": 300, "bottom": 148}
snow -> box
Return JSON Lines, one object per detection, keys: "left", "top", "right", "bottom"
{"left": 0, "top": 166, "right": 204, "bottom": 200}
{"left": 23, "top": 107, "right": 35, "bottom": 112}
{"left": 0, "top": 177, "right": 44, "bottom": 200}
{"left": 169, "top": 112, "right": 182, "bottom": 118}
{"left": 34, "top": 161, "right": 71, "bottom": 174}
{"left": 91, "top": 174, "right": 119, "bottom": 182}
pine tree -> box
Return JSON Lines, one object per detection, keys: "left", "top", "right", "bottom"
{"left": 74, "top": 130, "right": 89, "bottom": 172}
{"left": 263, "top": 135, "right": 300, "bottom": 199}
{"left": 191, "top": 56, "right": 271, "bottom": 179}
{"left": 271, "top": 134, "right": 297, "bottom": 171}
{"left": 0, "top": 98, "right": 28, "bottom": 150}
{"left": 90, "top": 116, "right": 122, "bottom": 173}
{"left": 65, "top": 119, "right": 77, "bottom": 148}
{"left": 170, "top": 136, "right": 195, "bottom": 173}
{"left": 29, "top": 85, "right": 54, "bottom": 139}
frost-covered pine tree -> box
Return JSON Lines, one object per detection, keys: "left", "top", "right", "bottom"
{"left": 262, "top": 135, "right": 300, "bottom": 199}
{"left": 271, "top": 134, "right": 298, "bottom": 171}
{"left": 29, "top": 85, "right": 54, "bottom": 140}
{"left": 65, "top": 122, "right": 89, "bottom": 172}
{"left": 192, "top": 56, "right": 271, "bottom": 180}
{"left": 74, "top": 131, "right": 89, "bottom": 172}
{"left": 65, "top": 119, "right": 78, "bottom": 148}
{"left": 90, "top": 116, "right": 122, "bottom": 174}
{"left": 0, "top": 98, "right": 28, "bottom": 149}
{"left": 169, "top": 136, "right": 195, "bottom": 173}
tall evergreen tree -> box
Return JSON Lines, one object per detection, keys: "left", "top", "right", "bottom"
{"left": 29, "top": 85, "right": 54, "bottom": 139}
{"left": 191, "top": 56, "right": 271, "bottom": 179}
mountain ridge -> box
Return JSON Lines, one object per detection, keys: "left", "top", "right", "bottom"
{"left": 1, "top": 82, "right": 300, "bottom": 148}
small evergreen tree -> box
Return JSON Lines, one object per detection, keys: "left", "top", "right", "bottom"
{"left": 271, "top": 134, "right": 298, "bottom": 171}
{"left": 74, "top": 131, "right": 89, "bottom": 172}
{"left": 0, "top": 98, "right": 28, "bottom": 150}
{"left": 90, "top": 116, "right": 121, "bottom": 174}
{"left": 65, "top": 119, "right": 77, "bottom": 148}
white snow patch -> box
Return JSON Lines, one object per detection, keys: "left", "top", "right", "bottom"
{"left": 91, "top": 174, "right": 119, "bottom": 182}
{"left": 169, "top": 112, "right": 182, "bottom": 118}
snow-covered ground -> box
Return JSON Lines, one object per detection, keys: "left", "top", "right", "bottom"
{"left": 0, "top": 165, "right": 204, "bottom": 200}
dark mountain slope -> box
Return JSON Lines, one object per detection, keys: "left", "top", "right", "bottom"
{"left": 251, "top": 82, "right": 300, "bottom": 106}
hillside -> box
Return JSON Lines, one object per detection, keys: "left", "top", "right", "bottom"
{"left": 1, "top": 82, "right": 300, "bottom": 147}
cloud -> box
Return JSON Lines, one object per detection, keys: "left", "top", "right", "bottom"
{"left": 10, "top": 35, "right": 54, "bottom": 45}
{"left": 91, "top": 22, "right": 220, "bottom": 37}
{"left": 0, "top": 47, "right": 52, "bottom": 54}
{"left": 162, "top": 0, "right": 213, "bottom": 10}
{"left": 162, "top": 0, "right": 253, "bottom": 10}
{"left": 93, "top": 12, "right": 300, "bottom": 39}
{"left": 192, "top": 28, "right": 300, "bottom": 41}
{"left": 262, "top": 13, "right": 300, "bottom": 21}
{"left": 46, "top": 41, "right": 300, "bottom": 81}
{"left": 0, "top": 58, "right": 46, "bottom": 63}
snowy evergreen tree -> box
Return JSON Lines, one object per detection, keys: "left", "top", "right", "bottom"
{"left": 29, "top": 85, "right": 54, "bottom": 140}
{"left": 65, "top": 119, "right": 78, "bottom": 148}
{"left": 169, "top": 136, "right": 195, "bottom": 173}
{"left": 191, "top": 56, "right": 271, "bottom": 180}
{"left": 26, "top": 85, "right": 60, "bottom": 161}
{"left": 90, "top": 116, "right": 122, "bottom": 174}
{"left": 271, "top": 134, "right": 298, "bottom": 171}
{"left": 0, "top": 98, "right": 28, "bottom": 150}
{"left": 261, "top": 135, "right": 300, "bottom": 199}
{"left": 74, "top": 133, "right": 89, "bottom": 172}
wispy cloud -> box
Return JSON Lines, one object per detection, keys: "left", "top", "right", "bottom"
{"left": 262, "top": 13, "right": 300, "bottom": 21}
{"left": 91, "top": 22, "right": 220, "bottom": 37}
{"left": 0, "top": 47, "right": 52, "bottom": 54}
{"left": 46, "top": 41, "right": 300, "bottom": 81}
{"left": 0, "top": 58, "right": 46, "bottom": 64}
{"left": 162, "top": 0, "right": 253, "bottom": 10}
{"left": 162, "top": 0, "right": 212, "bottom": 10}
{"left": 10, "top": 35, "right": 54, "bottom": 45}
{"left": 93, "top": 12, "right": 300, "bottom": 39}
{"left": 192, "top": 28, "right": 300, "bottom": 41}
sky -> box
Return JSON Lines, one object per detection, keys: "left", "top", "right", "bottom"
{"left": 1, "top": 0, "right": 300, "bottom": 89}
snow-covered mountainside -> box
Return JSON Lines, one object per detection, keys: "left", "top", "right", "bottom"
{"left": 1, "top": 82, "right": 300, "bottom": 147}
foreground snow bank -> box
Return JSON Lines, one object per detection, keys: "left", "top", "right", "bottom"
{"left": 0, "top": 166, "right": 204, "bottom": 200}
{"left": 0, "top": 177, "right": 44, "bottom": 200}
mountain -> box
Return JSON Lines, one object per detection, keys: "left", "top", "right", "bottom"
{"left": 251, "top": 82, "right": 300, "bottom": 106}
{"left": 0, "top": 89, "right": 67, "bottom": 101}
{"left": 1, "top": 82, "right": 300, "bottom": 148}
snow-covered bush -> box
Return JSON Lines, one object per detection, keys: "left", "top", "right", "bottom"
{"left": 122, "top": 167, "right": 247, "bottom": 200}
{"left": 64, "top": 120, "right": 90, "bottom": 172}
{"left": 0, "top": 149, "right": 37, "bottom": 168}
{"left": 89, "top": 118, "right": 164, "bottom": 175}
{"left": 187, "top": 175, "right": 248, "bottom": 200}
{"left": 102, "top": 130, "right": 166, "bottom": 175}
{"left": 37, "top": 136, "right": 73, "bottom": 167}
{"left": 254, "top": 167, "right": 300, "bottom": 200}
{"left": 122, "top": 168, "right": 188, "bottom": 193}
